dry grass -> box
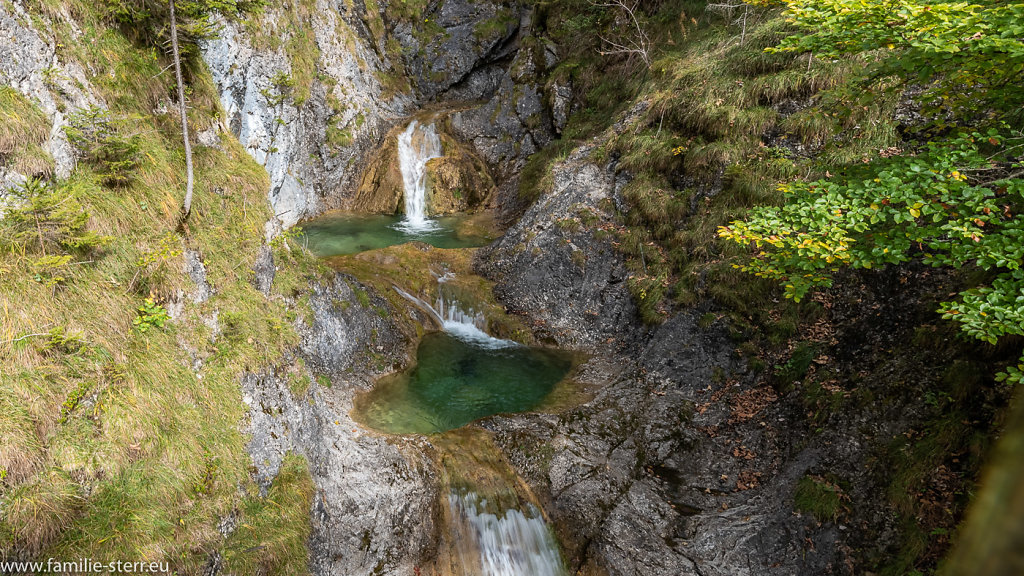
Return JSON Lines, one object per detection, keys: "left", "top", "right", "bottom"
{"left": 2, "top": 469, "right": 83, "bottom": 555}
{"left": 0, "top": 87, "right": 50, "bottom": 156}
{"left": 1, "top": 3, "right": 318, "bottom": 572}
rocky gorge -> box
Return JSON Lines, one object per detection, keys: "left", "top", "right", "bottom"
{"left": 1, "top": 0, "right": 1020, "bottom": 575}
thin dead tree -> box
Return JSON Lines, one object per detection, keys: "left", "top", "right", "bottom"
{"left": 593, "top": 0, "right": 651, "bottom": 68}
{"left": 706, "top": 1, "right": 752, "bottom": 44}
{"left": 168, "top": 0, "right": 194, "bottom": 221}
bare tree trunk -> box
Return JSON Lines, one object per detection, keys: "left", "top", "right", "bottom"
{"left": 169, "top": 0, "right": 194, "bottom": 220}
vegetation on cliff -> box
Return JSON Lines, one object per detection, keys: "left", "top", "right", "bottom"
{"left": 1, "top": 1, "right": 321, "bottom": 572}
{"left": 720, "top": 0, "right": 1024, "bottom": 384}
{"left": 518, "top": 0, "right": 1022, "bottom": 573}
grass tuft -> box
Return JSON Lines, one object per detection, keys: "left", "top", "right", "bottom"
{"left": 0, "top": 86, "right": 50, "bottom": 157}
{"left": 794, "top": 474, "right": 845, "bottom": 522}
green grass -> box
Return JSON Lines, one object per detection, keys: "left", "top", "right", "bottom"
{"left": 223, "top": 453, "right": 313, "bottom": 574}
{"left": 794, "top": 474, "right": 845, "bottom": 522}
{"left": 0, "top": 3, "right": 319, "bottom": 572}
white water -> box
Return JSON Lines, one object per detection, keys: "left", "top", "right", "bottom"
{"left": 449, "top": 492, "right": 567, "bottom": 576}
{"left": 393, "top": 281, "right": 517, "bottom": 350}
{"left": 396, "top": 120, "right": 443, "bottom": 232}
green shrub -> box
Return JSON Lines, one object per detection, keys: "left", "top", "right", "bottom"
{"left": 132, "top": 297, "right": 169, "bottom": 333}
{"left": 0, "top": 177, "right": 111, "bottom": 256}
{"left": 64, "top": 107, "right": 141, "bottom": 186}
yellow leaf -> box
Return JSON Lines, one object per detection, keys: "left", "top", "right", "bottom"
{"left": 910, "top": 208, "right": 921, "bottom": 218}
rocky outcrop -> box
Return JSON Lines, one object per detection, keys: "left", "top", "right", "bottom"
{"left": 200, "top": 0, "right": 564, "bottom": 228}
{"left": 477, "top": 128, "right": 1016, "bottom": 574}
{"left": 394, "top": 0, "right": 521, "bottom": 101}
{"left": 243, "top": 273, "right": 438, "bottom": 576}
{"left": 386, "top": 0, "right": 562, "bottom": 222}
{"left": 425, "top": 151, "right": 495, "bottom": 214}
{"left": 446, "top": 25, "right": 559, "bottom": 223}
{"left": 477, "top": 144, "right": 855, "bottom": 575}
{"left": 202, "top": 6, "right": 412, "bottom": 228}
{"left": 0, "top": 1, "right": 101, "bottom": 190}
{"left": 478, "top": 146, "right": 640, "bottom": 349}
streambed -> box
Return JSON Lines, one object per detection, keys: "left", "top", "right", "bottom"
{"left": 316, "top": 118, "right": 574, "bottom": 575}
{"left": 353, "top": 330, "right": 573, "bottom": 434}
{"left": 300, "top": 213, "right": 492, "bottom": 256}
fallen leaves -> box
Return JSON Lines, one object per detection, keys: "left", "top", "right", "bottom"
{"left": 729, "top": 386, "right": 779, "bottom": 423}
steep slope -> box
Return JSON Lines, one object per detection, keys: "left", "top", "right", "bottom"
{"left": 3, "top": 0, "right": 1018, "bottom": 574}
{"left": 1, "top": 0, "right": 567, "bottom": 573}
{"left": 473, "top": 2, "right": 1019, "bottom": 575}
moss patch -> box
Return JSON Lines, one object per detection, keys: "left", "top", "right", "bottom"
{"left": 794, "top": 474, "right": 846, "bottom": 522}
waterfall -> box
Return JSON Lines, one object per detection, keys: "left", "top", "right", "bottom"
{"left": 396, "top": 120, "right": 442, "bottom": 231}
{"left": 449, "top": 492, "right": 567, "bottom": 576}
{"left": 392, "top": 281, "right": 516, "bottom": 349}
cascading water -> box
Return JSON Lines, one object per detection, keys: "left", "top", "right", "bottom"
{"left": 396, "top": 120, "right": 443, "bottom": 231}
{"left": 393, "top": 278, "right": 515, "bottom": 349}
{"left": 449, "top": 492, "right": 567, "bottom": 576}
{"left": 364, "top": 282, "right": 572, "bottom": 434}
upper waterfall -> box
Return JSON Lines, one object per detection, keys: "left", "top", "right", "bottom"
{"left": 396, "top": 120, "right": 443, "bottom": 231}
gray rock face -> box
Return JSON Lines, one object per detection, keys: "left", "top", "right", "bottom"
{"left": 396, "top": 0, "right": 520, "bottom": 100}
{"left": 299, "top": 273, "right": 410, "bottom": 376}
{"left": 198, "top": 0, "right": 563, "bottom": 228}
{"left": 184, "top": 249, "right": 214, "bottom": 303}
{"left": 479, "top": 145, "right": 849, "bottom": 575}
{"left": 0, "top": 1, "right": 100, "bottom": 188}
{"left": 201, "top": 7, "right": 411, "bottom": 228}
{"left": 550, "top": 80, "right": 573, "bottom": 134}
{"left": 445, "top": 18, "right": 559, "bottom": 223}
{"left": 479, "top": 146, "right": 640, "bottom": 349}
{"left": 252, "top": 244, "right": 275, "bottom": 297}
{"left": 243, "top": 273, "right": 437, "bottom": 576}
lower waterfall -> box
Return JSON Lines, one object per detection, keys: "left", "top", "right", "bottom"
{"left": 449, "top": 491, "right": 567, "bottom": 576}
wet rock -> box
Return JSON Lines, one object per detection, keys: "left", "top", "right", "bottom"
{"left": 448, "top": 68, "right": 556, "bottom": 223}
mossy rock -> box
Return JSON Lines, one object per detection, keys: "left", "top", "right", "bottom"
{"left": 350, "top": 136, "right": 404, "bottom": 214}
{"left": 426, "top": 132, "right": 496, "bottom": 215}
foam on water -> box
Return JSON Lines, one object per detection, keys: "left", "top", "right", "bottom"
{"left": 394, "top": 283, "right": 517, "bottom": 349}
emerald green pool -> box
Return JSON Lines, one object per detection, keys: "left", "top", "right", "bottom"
{"left": 299, "top": 213, "right": 492, "bottom": 257}
{"left": 353, "top": 331, "right": 574, "bottom": 435}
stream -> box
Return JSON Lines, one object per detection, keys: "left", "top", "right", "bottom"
{"left": 299, "top": 213, "right": 491, "bottom": 256}
{"left": 301, "top": 119, "right": 572, "bottom": 575}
